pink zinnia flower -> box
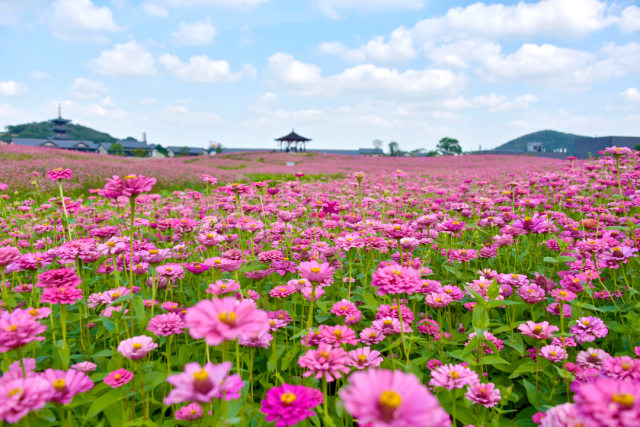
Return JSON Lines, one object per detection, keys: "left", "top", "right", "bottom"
{"left": 540, "top": 403, "right": 586, "bottom": 427}
{"left": 270, "top": 285, "right": 296, "bottom": 298}
{"left": 298, "top": 343, "right": 350, "bottom": 382}
{"left": 330, "top": 299, "right": 358, "bottom": 316}
{"left": 260, "top": 383, "right": 322, "bottom": 427}
{"left": 206, "top": 279, "right": 241, "bottom": 296}
{"left": 426, "top": 293, "right": 452, "bottom": 308}
{"left": 576, "top": 348, "right": 610, "bottom": 369}
{"left": 71, "top": 361, "right": 97, "bottom": 372}
{"left": 570, "top": 316, "right": 608, "bottom": 344}
{"left": 298, "top": 260, "right": 334, "bottom": 284}
{"left": 175, "top": 402, "right": 203, "bottom": 421}
{"left": 147, "top": 313, "right": 185, "bottom": 336}
{"left": 465, "top": 382, "right": 501, "bottom": 408}
{"left": 185, "top": 297, "right": 269, "bottom": 346}
{"left": 40, "top": 286, "right": 84, "bottom": 305}
{"left": 41, "top": 368, "right": 94, "bottom": 404}
{"left": 104, "top": 174, "right": 157, "bottom": 197}
{"left": 0, "top": 246, "right": 21, "bottom": 267}
{"left": 45, "top": 168, "right": 73, "bottom": 181}
{"left": 429, "top": 363, "right": 479, "bottom": 390}
{"left": 601, "top": 356, "right": 640, "bottom": 381}
{"left": 238, "top": 331, "right": 273, "bottom": 348}
{"left": 321, "top": 325, "right": 358, "bottom": 346}
{"left": 539, "top": 345, "right": 567, "bottom": 362}
{"left": 340, "top": 368, "right": 450, "bottom": 427}
{"left": 371, "top": 263, "right": 421, "bottom": 296}
{"left": 518, "top": 321, "right": 559, "bottom": 340}
{"left": 117, "top": 335, "right": 158, "bottom": 360}
{"left": 359, "top": 328, "right": 386, "bottom": 345}
{"left": 104, "top": 369, "right": 133, "bottom": 388}
{"left": 551, "top": 288, "right": 577, "bottom": 302}
{"left": 0, "top": 375, "right": 52, "bottom": 423}
{"left": 346, "top": 347, "right": 383, "bottom": 369}
{"left": 574, "top": 378, "right": 640, "bottom": 427}
{"left": 0, "top": 308, "right": 47, "bottom": 352}
{"left": 164, "top": 361, "right": 241, "bottom": 405}
{"left": 36, "top": 268, "right": 81, "bottom": 288}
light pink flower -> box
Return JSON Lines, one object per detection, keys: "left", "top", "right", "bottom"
{"left": 164, "top": 361, "right": 241, "bottom": 405}
{"left": 346, "top": 347, "right": 383, "bottom": 369}
{"left": 117, "top": 335, "right": 158, "bottom": 360}
{"left": 104, "top": 369, "right": 133, "bottom": 388}
{"left": 429, "top": 364, "right": 479, "bottom": 390}
{"left": 147, "top": 313, "right": 186, "bottom": 336}
{"left": 371, "top": 264, "right": 421, "bottom": 296}
{"left": 518, "top": 321, "right": 559, "bottom": 340}
{"left": 298, "top": 343, "right": 350, "bottom": 382}
{"left": 41, "top": 368, "right": 94, "bottom": 404}
{"left": 298, "top": 260, "right": 334, "bottom": 284}
{"left": 0, "top": 375, "right": 52, "bottom": 423}
{"left": 321, "top": 325, "right": 358, "bottom": 346}
{"left": 206, "top": 279, "right": 241, "bottom": 296}
{"left": 465, "top": 382, "right": 501, "bottom": 408}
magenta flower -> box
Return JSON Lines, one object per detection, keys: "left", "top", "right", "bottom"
{"left": 340, "top": 368, "right": 450, "bottom": 427}
{"left": 570, "top": 316, "right": 608, "bottom": 344}
{"left": 298, "top": 260, "right": 334, "bottom": 284}
{"left": 260, "top": 383, "right": 322, "bottom": 427}
{"left": 426, "top": 292, "right": 453, "bottom": 308}
{"left": 551, "top": 288, "right": 577, "bottom": 302}
{"left": 104, "top": 174, "right": 157, "bottom": 197}
{"left": 330, "top": 299, "right": 358, "bottom": 316}
{"left": 185, "top": 298, "right": 269, "bottom": 346}
{"left": 238, "top": 331, "right": 273, "bottom": 348}
{"left": 45, "top": 168, "right": 73, "bottom": 181}
{"left": 36, "top": 268, "right": 81, "bottom": 288}
{"left": 40, "top": 286, "right": 84, "bottom": 305}
{"left": 574, "top": 378, "right": 640, "bottom": 427}
{"left": 576, "top": 348, "right": 610, "bottom": 369}
{"left": 164, "top": 361, "right": 241, "bottom": 405}
{"left": 346, "top": 347, "right": 383, "bottom": 369}
{"left": 104, "top": 369, "right": 134, "bottom": 388}
{"left": 429, "top": 363, "right": 479, "bottom": 390}
{"left": 359, "top": 328, "right": 386, "bottom": 345}
{"left": 269, "top": 285, "right": 297, "bottom": 298}
{"left": 517, "top": 321, "right": 559, "bottom": 340}
{"left": 465, "top": 382, "right": 501, "bottom": 408}
{"left": 175, "top": 402, "right": 203, "bottom": 421}
{"left": 541, "top": 403, "right": 586, "bottom": 427}
{"left": 371, "top": 263, "right": 421, "bottom": 296}
{"left": 0, "top": 246, "right": 21, "bottom": 267}
{"left": 41, "top": 368, "right": 94, "bottom": 404}
{"left": 0, "top": 375, "right": 52, "bottom": 423}
{"left": 298, "top": 343, "right": 350, "bottom": 382}
{"left": 539, "top": 345, "right": 567, "bottom": 362}
{"left": 601, "top": 356, "right": 640, "bottom": 381}
{"left": 117, "top": 335, "right": 158, "bottom": 360}
{"left": 0, "top": 308, "right": 47, "bottom": 352}
{"left": 147, "top": 313, "right": 186, "bottom": 336}
{"left": 206, "top": 279, "right": 241, "bottom": 296}
{"left": 321, "top": 325, "right": 359, "bottom": 346}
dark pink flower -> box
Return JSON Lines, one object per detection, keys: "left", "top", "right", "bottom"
{"left": 0, "top": 308, "right": 47, "bottom": 352}
{"left": 104, "top": 369, "right": 133, "bottom": 388}
{"left": 260, "top": 383, "right": 321, "bottom": 427}
{"left": 0, "top": 375, "right": 52, "bottom": 423}
{"left": 41, "top": 368, "right": 94, "bottom": 404}
{"left": 298, "top": 343, "right": 350, "bottom": 382}
{"left": 104, "top": 174, "right": 156, "bottom": 197}
{"left": 147, "top": 313, "right": 185, "bottom": 336}
{"left": 465, "top": 382, "right": 501, "bottom": 407}
{"left": 45, "top": 168, "right": 73, "bottom": 181}
{"left": 574, "top": 378, "right": 640, "bottom": 427}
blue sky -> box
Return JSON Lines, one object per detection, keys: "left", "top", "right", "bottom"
{"left": 1, "top": 0, "right": 639, "bottom": 151}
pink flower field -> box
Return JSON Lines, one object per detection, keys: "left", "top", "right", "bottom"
{"left": 0, "top": 143, "right": 639, "bottom": 427}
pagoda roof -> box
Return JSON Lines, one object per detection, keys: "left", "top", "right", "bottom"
{"left": 51, "top": 117, "right": 71, "bottom": 125}
{"left": 274, "top": 130, "right": 311, "bottom": 142}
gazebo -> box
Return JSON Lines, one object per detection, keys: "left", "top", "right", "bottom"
{"left": 275, "top": 129, "right": 312, "bottom": 152}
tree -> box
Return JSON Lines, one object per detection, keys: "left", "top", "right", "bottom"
{"left": 437, "top": 137, "right": 461, "bottom": 156}
{"left": 388, "top": 141, "right": 399, "bottom": 156}
{"left": 424, "top": 150, "right": 438, "bottom": 157}
{"left": 109, "top": 142, "right": 124, "bottom": 156}
{"left": 154, "top": 144, "right": 169, "bottom": 157}
{"left": 410, "top": 148, "right": 426, "bottom": 157}
{"left": 215, "top": 144, "right": 223, "bottom": 154}
{"left": 372, "top": 139, "right": 383, "bottom": 150}
{"left": 131, "top": 148, "right": 148, "bottom": 157}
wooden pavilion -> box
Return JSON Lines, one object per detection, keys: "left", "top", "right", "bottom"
{"left": 275, "top": 129, "right": 311, "bottom": 152}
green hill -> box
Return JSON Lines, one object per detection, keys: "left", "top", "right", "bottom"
{"left": 3, "top": 121, "right": 123, "bottom": 143}
{"left": 495, "top": 130, "right": 589, "bottom": 155}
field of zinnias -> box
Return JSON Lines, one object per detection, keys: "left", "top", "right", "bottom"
{"left": 0, "top": 145, "right": 638, "bottom": 427}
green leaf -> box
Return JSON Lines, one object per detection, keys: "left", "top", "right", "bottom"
{"left": 363, "top": 293, "right": 380, "bottom": 309}
{"left": 522, "top": 379, "right": 541, "bottom": 410}
{"left": 487, "top": 279, "right": 500, "bottom": 299}
{"left": 179, "top": 346, "right": 190, "bottom": 365}
{"left": 472, "top": 305, "right": 490, "bottom": 330}
{"left": 558, "top": 256, "right": 577, "bottom": 263}
{"left": 85, "top": 388, "right": 122, "bottom": 420}
{"left": 134, "top": 295, "right": 147, "bottom": 332}
{"left": 460, "top": 336, "right": 479, "bottom": 358}
{"left": 465, "top": 287, "right": 487, "bottom": 306}
{"left": 543, "top": 257, "right": 558, "bottom": 263}
{"left": 479, "top": 355, "right": 509, "bottom": 365}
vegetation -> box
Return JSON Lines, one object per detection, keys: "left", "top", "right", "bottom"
{"left": 4, "top": 121, "right": 118, "bottom": 143}
{"left": 494, "top": 129, "right": 588, "bottom": 154}
{"left": 108, "top": 142, "right": 124, "bottom": 156}
{"left": 131, "top": 148, "right": 148, "bottom": 158}
{"left": 437, "top": 137, "right": 462, "bottom": 156}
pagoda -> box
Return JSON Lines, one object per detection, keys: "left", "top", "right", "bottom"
{"left": 275, "top": 129, "right": 312, "bottom": 152}
{"left": 50, "top": 104, "right": 71, "bottom": 140}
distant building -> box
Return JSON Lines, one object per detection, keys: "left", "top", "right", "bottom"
{"left": 575, "top": 136, "right": 640, "bottom": 159}
{"left": 527, "top": 142, "right": 543, "bottom": 152}
{"left": 358, "top": 148, "right": 384, "bottom": 156}
{"left": 166, "top": 146, "right": 207, "bottom": 157}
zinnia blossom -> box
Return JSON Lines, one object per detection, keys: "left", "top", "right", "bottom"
{"left": 104, "top": 369, "right": 134, "bottom": 388}
{"left": 429, "top": 363, "right": 479, "bottom": 390}
{"left": 0, "top": 308, "right": 47, "bottom": 352}
{"left": 574, "top": 378, "right": 640, "bottom": 427}
{"left": 298, "top": 343, "right": 350, "bottom": 382}
{"left": 465, "top": 382, "right": 501, "bottom": 408}
{"left": 260, "top": 383, "right": 322, "bottom": 427}
{"left": 0, "top": 375, "right": 52, "bottom": 423}
{"left": 340, "top": 368, "right": 450, "bottom": 427}
{"left": 164, "top": 361, "right": 241, "bottom": 405}
{"left": 117, "top": 335, "right": 158, "bottom": 360}
{"left": 40, "top": 368, "right": 94, "bottom": 404}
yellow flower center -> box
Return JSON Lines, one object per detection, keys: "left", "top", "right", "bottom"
{"left": 450, "top": 372, "right": 459, "bottom": 379}
{"left": 149, "top": 250, "right": 159, "bottom": 254}
{"left": 133, "top": 343, "right": 142, "bottom": 350}
{"left": 559, "top": 291, "right": 567, "bottom": 297}
{"left": 218, "top": 312, "right": 237, "bottom": 324}
{"left": 106, "top": 242, "right": 116, "bottom": 247}
{"left": 334, "top": 330, "right": 342, "bottom": 338}
{"left": 6, "top": 325, "right": 17, "bottom": 332}
{"left": 358, "top": 354, "right": 367, "bottom": 362}
{"left": 310, "top": 267, "right": 321, "bottom": 273}
{"left": 533, "top": 326, "right": 543, "bottom": 334}
{"left": 29, "top": 309, "right": 38, "bottom": 316}
{"left": 612, "top": 394, "right": 634, "bottom": 407}
{"left": 9, "top": 388, "right": 22, "bottom": 397}
{"left": 193, "top": 369, "right": 208, "bottom": 381}
{"left": 280, "top": 392, "right": 297, "bottom": 405}
{"left": 53, "top": 379, "right": 66, "bottom": 390}
{"left": 112, "top": 293, "right": 120, "bottom": 298}
{"left": 550, "top": 351, "right": 557, "bottom": 356}
{"left": 319, "top": 351, "right": 330, "bottom": 359}
{"left": 583, "top": 321, "right": 590, "bottom": 326}
{"left": 379, "top": 391, "right": 401, "bottom": 409}
{"left": 114, "top": 374, "right": 121, "bottom": 380}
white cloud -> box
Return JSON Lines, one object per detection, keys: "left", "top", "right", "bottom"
{"left": 139, "top": 0, "right": 268, "bottom": 12}
{"left": 49, "top": 0, "right": 122, "bottom": 43}
{"left": 54, "top": 97, "right": 127, "bottom": 120}
{"left": 172, "top": 17, "right": 217, "bottom": 46}
{"left": 90, "top": 42, "right": 158, "bottom": 78}
{"left": 136, "top": 97, "right": 157, "bottom": 105}
{"left": 0, "top": 81, "right": 29, "bottom": 97}
{"left": 239, "top": 25, "right": 254, "bottom": 47}
{"left": 162, "top": 104, "right": 221, "bottom": 124}
{"left": 262, "top": 93, "right": 278, "bottom": 102}
{"left": 268, "top": 52, "right": 464, "bottom": 98}
{"left": 428, "top": 40, "right": 640, "bottom": 92}
{"left": 413, "top": 0, "right": 614, "bottom": 41}
{"left": 68, "top": 78, "right": 108, "bottom": 100}
{"left": 313, "top": 0, "right": 424, "bottom": 19}
{"left": 30, "top": 71, "right": 49, "bottom": 80}
{"left": 618, "top": 6, "right": 640, "bottom": 33}
{"left": 318, "top": 27, "right": 415, "bottom": 64}
{"left": 141, "top": 2, "right": 169, "bottom": 17}
{"left": 619, "top": 88, "right": 640, "bottom": 103}
{"left": 159, "top": 54, "right": 254, "bottom": 82}
{"left": 488, "top": 94, "right": 538, "bottom": 112}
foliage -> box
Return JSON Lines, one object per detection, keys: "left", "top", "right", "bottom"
{"left": 108, "top": 142, "right": 124, "bottom": 156}
{"left": 131, "top": 148, "right": 148, "bottom": 158}
{"left": 437, "top": 137, "right": 462, "bottom": 156}
{"left": 495, "top": 130, "right": 589, "bottom": 155}
{"left": 388, "top": 141, "right": 399, "bottom": 156}
{"left": 5, "top": 121, "right": 118, "bottom": 143}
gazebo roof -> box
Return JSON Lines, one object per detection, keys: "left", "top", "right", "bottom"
{"left": 275, "top": 129, "right": 311, "bottom": 142}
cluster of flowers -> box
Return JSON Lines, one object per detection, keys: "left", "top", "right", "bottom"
{"left": 0, "top": 146, "right": 639, "bottom": 427}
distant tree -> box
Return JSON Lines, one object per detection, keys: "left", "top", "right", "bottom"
{"left": 372, "top": 139, "right": 383, "bottom": 150}
{"left": 154, "top": 144, "right": 169, "bottom": 157}
{"left": 437, "top": 137, "right": 461, "bottom": 156}
{"left": 388, "top": 141, "right": 399, "bottom": 156}
{"left": 125, "top": 136, "right": 138, "bottom": 141}
{"left": 131, "top": 147, "right": 148, "bottom": 157}
{"left": 179, "top": 146, "right": 191, "bottom": 157}
{"left": 424, "top": 150, "right": 439, "bottom": 157}
{"left": 109, "top": 142, "right": 124, "bottom": 156}
{"left": 635, "top": 144, "right": 640, "bottom": 151}
{"left": 410, "top": 148, "right": 426, "bottom": 157}
{"left": 215, "top": 144, "right": 224, "bottom": 154}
